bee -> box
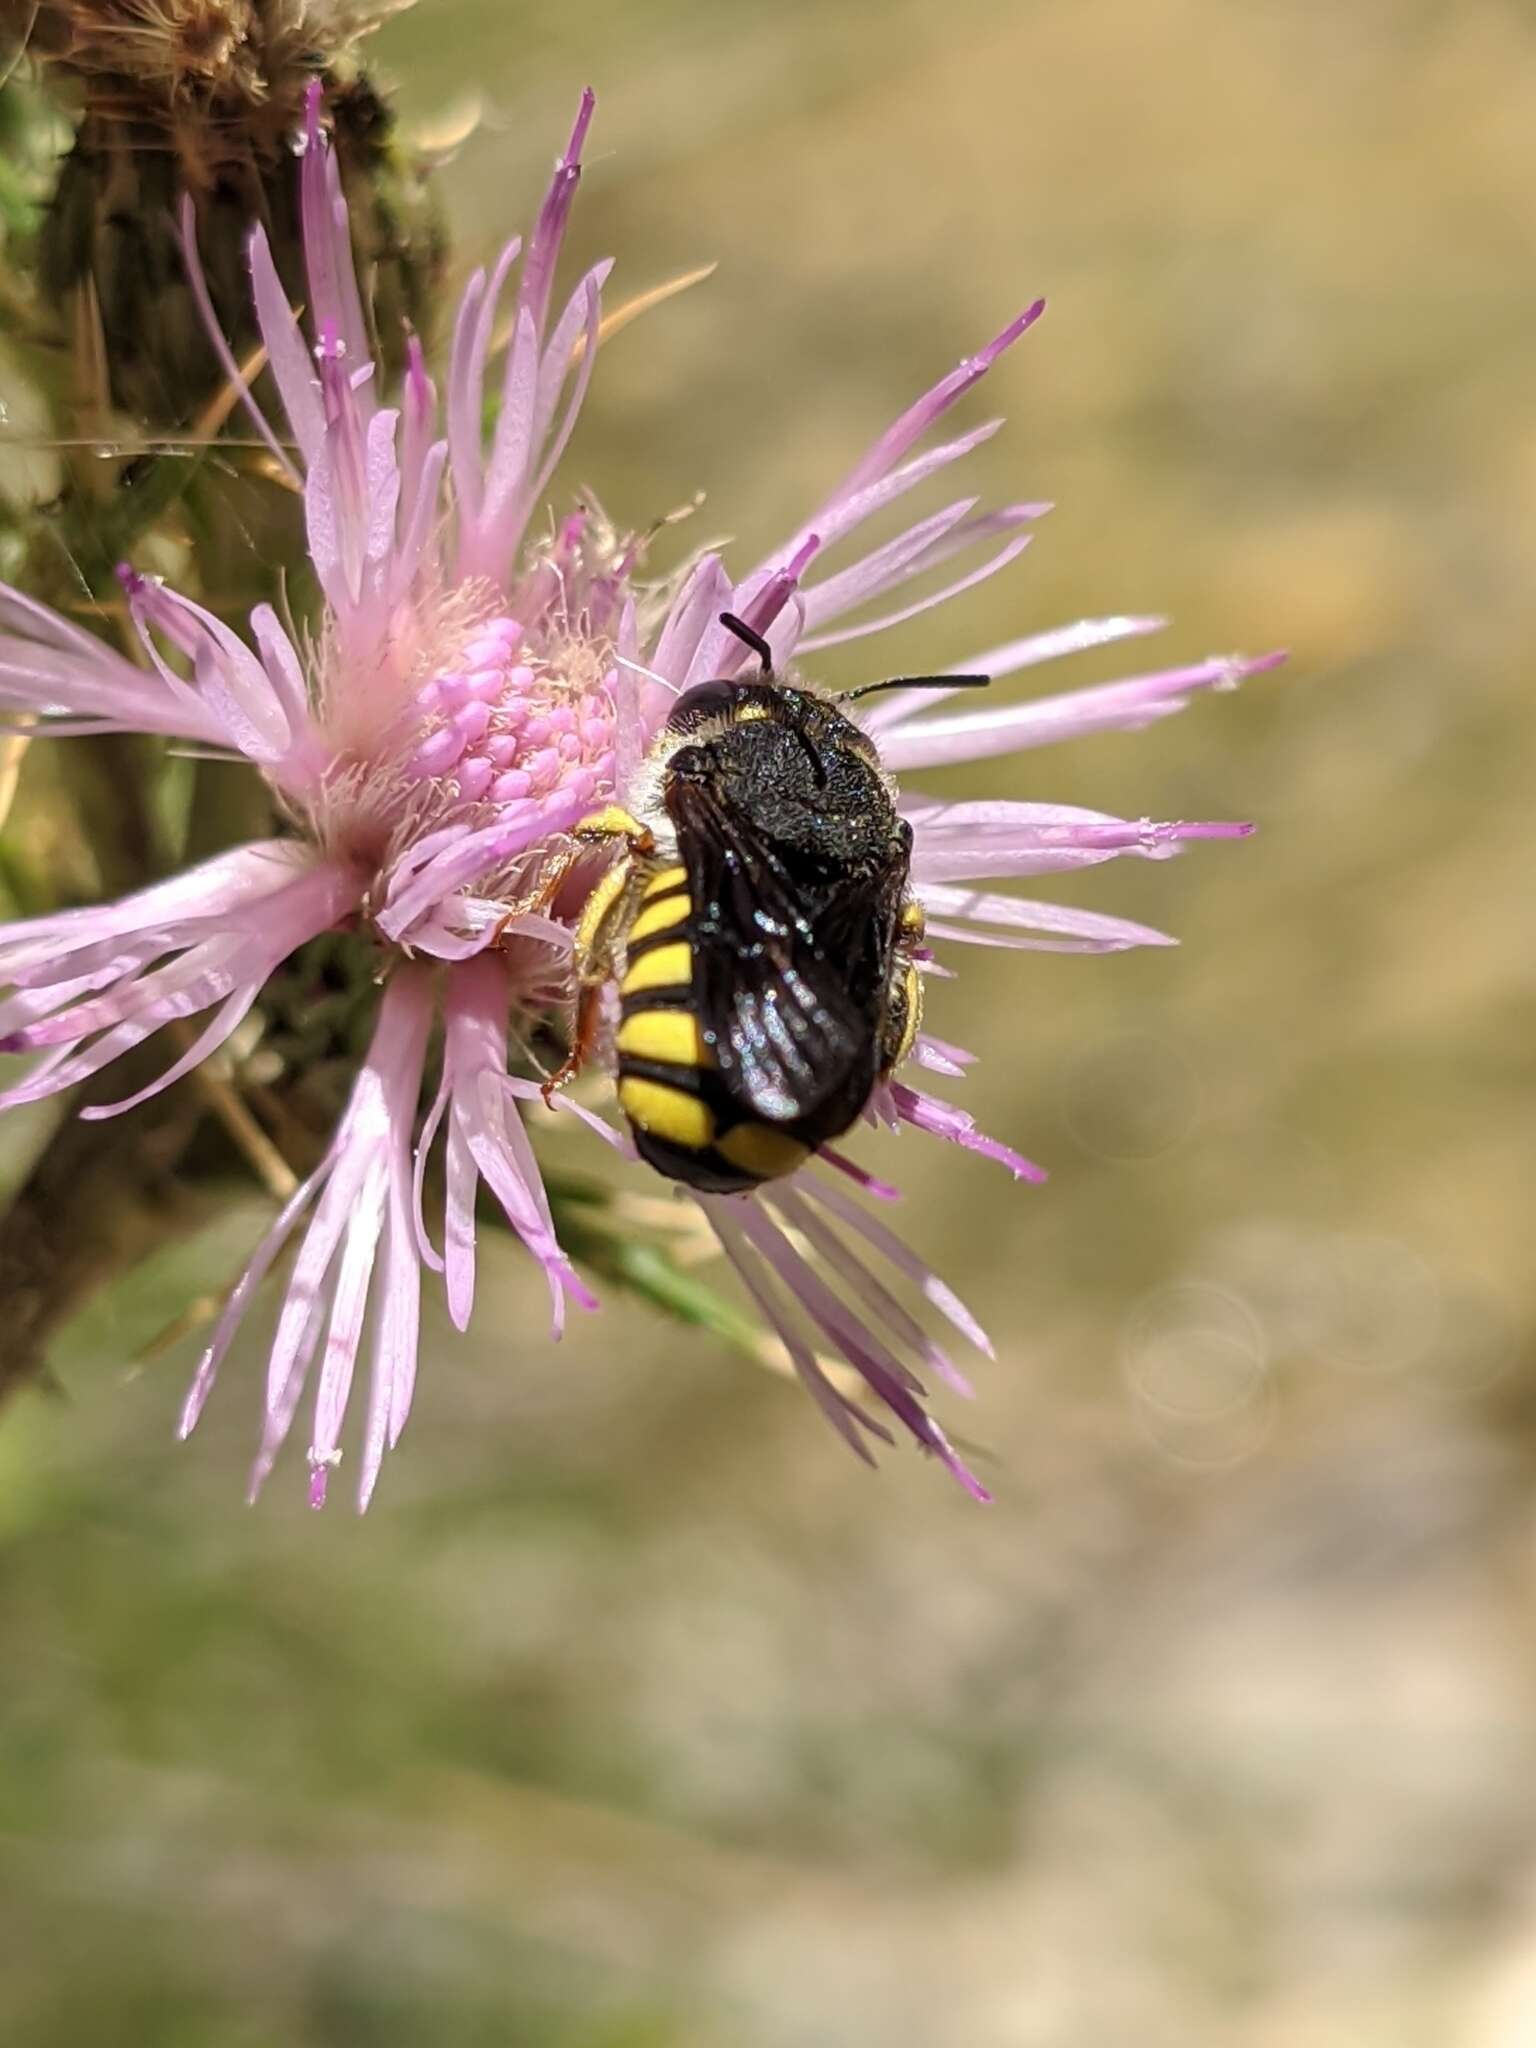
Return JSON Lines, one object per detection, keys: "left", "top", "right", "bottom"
{"left": 554, "top": 614, "right": 988, "bottom": 1194}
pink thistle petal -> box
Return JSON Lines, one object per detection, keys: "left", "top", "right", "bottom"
{"left": 907, "top": 799, "right": 1253, "bottom": 883}
{"left": 421, "top": 956, "right": 595, "bottom": 1336}
{"left": 179, "top": 1158, "right": 331, "bottom": 1440}
{"left": 916, "top": 882, "right": 1177, "bottom": 953}
{"left": 304, "top": 345, "right": 403, "bottom": 650}
{"left": 397, "top": 333, "right": 442, "bottom": 549}
{"left": 797, "top": 498, "right": 981, "bottom": 628}
{"left": 0, "top": 849, "right": 356, "bottom": 1112}
{"left": 909, "top": 1035, "right": 969, "bottom": 1078}
{"left": 773, "top": 1183, "right": 974, "bottom": 1397}
{"left": 0, "top": 960, "right": 145, "bottom": 1042}
{"left": 530, "top": 264, "right": 613, "bottom": 477}
{"left": 0, "top": 715, "right": 153, "bottom": 739}
{"left": 465, "top": 266, "right": 608, "bottom": 583}
{"left": 0, "top": 578, "right": 129, "bottom": 659}
{"left": 913, "top": 1032, "right": 976, "bottom": 1071}
{"left": 0, "top": 579, "right": 226, "bottom": 742}
{"left": 247, "top": 224, "right": 326, "bottom": 462}
{"left": 518, "top": 88, "right": 597, "bottom": 340}
{"left": 236, "top": 966, "right": 435, "bottom": 1507}
{"left": 523, "top": 270, "right": 606, "bottom": 510}
{"left": 483, "top": 306, "right": 538, "bottom": 538}
{"left": 410, "top": 1073, "right": 452, "bottom": 1275}
{"left": 782, "top": 300, "right": 1046, "bottom": 557}
{"left": 0, "top": 840, "right": 317, "bottom": 965}
{"left": 447, "top": 257, "right": 498, "bottom": 523}
{"left": 878, "top": 648, "right": 1289, "bottom": 769}
{"left": 889, "top": 1080, "right": 1047, "bottom": 1183}
{"left": 300, "top": 82, "right": 373, "bottom": 393}
{"left": 818, "top": 1147, "right": 903, "bottom": 1202}
{"left": 857, "top": 614, "right": 1169, "bottom": 735}
{"left": 689, "top": 536, "right": 821, "bottom": 682}
{"left": 308, "top": 1164, "right": 389, "bottom": 1497}
{"left": 374, "top": 790, "right": 588, "bottom": 947}
{"left": 653, "top": 554, "right": 733, "bottom": 692}
{"left": 253, "top": 1144, "right": 377, "bottom": 1498}
{"left": 735, "top": 1201, "right": 925, "bottom": 1401}
{"left": 392, "top": 440, "right": 449, "bottom": 597}
{"left": 730, "top": 1198, "right": 990, "bottom": 1500}
{"left": 78, "top": 987, "right": 263, "bottom": 1119}
{"left": 247, "top": 605, "right": 314, "bottom": 742}
{"left": 798, "top": 522, "right": 1036, "bottom": 651}
{"left": 611, "top": 601, "right": 647, "bottom": 791}
{"left": 801, "top": 1170, "right": 994, "bottom": 1359}
{"left": 707, "top": 1210, "right": 889, "bottom": 1465}
{"left": 442, "top": 1096, "right": 480, "bottom": 1326}
{"left": 776, "top": 420, "right": 1007, "bottom": 565}
{"left": 515, "top": 1077, "right": 626, "bottom": 1153}
{"left": 362, "top": 1176, "right": 425, "bottom": 1501}
{"left": 119, "top": 569, "right": 312, "bottom": 774}
{"left": 179, "top": 195, "right": 297, "bottom": 486}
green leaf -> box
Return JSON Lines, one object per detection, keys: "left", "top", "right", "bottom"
{"left": 546, "top": 1175, "right": 765, "bottom": 1359}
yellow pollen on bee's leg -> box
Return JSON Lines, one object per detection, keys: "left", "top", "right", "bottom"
{"left": 890, "top": 960, "right": 924, "bottom": 1067}
{"left": 571, "top": 858, "right": 633, "bottom": 974}
{"left": 574, "top": 804, "right": 653, "bottom": 851}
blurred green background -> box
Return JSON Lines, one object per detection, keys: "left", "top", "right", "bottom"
{"left": 4, "top": 0, "right": 1536, "bottom": 2041}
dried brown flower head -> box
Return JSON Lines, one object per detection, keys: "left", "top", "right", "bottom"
{"left": 7, "top": 0, "right": 441, "bottom": 422}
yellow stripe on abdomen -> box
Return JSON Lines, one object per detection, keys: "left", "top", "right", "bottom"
{"left": 619, "top": 940, "right": 692, "bottom": 997}
{"left": 628, "top": 888, "right": 692, "bottom": 944}
{"left": 615, "top": 1008, "right": 711, "bottom": 1068}
{"left": 617, "top": 1076, "right": 715, "bottom": 1149}
{"left": 714, "top": 1122, "right": 810, "bottom": 1180}
{"left": 614, "top": 866, "right": 813, "bottom": 1186}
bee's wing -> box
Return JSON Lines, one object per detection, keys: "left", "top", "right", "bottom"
{"left": 669, "top": 777, "right": 897, "bottom": 1132}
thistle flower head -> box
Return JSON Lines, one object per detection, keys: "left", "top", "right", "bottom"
{"left": 0, "top": 88, "right": 1282, "bottom": 1507}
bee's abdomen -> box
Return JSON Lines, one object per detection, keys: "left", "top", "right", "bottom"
{"left": 614, "top": 866, "right": 809, "bottom": 1194}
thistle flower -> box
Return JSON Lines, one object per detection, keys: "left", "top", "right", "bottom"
{"left": 0, "top": 88, "right": 1282, "bottom": 1507}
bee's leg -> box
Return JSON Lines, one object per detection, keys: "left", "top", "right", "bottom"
{"left": 572, "top": 805, "right": 656, "bottom": 857}
{"left": 545, "top": 981, "right": 607, "bottom": 1101}
{"left": 490, "top": 849, "right": 575, "bottom": 944}
{"left": 513, "top": 805, "right": 654, "bottom": 938}
{"left": 881, "top": 900, "right": 927, "bottom": 1073}
{"left": 542, "top": 849, "right": 647, "bottom": 1101}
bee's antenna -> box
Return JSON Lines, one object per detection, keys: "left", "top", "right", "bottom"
{"left": 837, "top": 673, "right": 991, "bottom": 704}
{"left": 719, "top": 611, "right": 774, "bottom": 676}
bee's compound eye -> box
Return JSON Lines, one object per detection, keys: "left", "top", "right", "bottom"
{"left": 667, "top": 679, "right": 746, "bottom": 734}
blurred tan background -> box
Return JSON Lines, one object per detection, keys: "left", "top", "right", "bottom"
{"left": 4, "top": 0, "right": 1536, "bottom": 2042}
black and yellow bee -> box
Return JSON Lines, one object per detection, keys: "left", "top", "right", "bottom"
{"left": 556, "top": 616, "right": 987, "bottom": 1194}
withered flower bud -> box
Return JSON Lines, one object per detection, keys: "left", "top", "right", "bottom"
{"left": 9, "top": 1, "right": 444, "bottom": 422}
